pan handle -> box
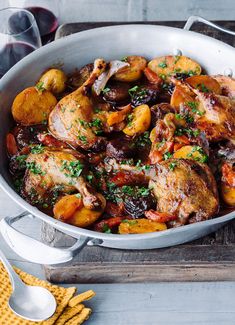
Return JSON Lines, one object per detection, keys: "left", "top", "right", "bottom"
{"left": 184, "top": 16, "right": 235, "bottom": 36}
{"left": 0, "top": 212, "right": 90, "bottom": 265}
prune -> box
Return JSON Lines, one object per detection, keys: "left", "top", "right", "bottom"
{"left": 13, "top": 125, "right": 46, "bottom": 150}
{"left": 103, "top": 81, "right": 130, "bottom": 104}
{"left": 106, "top": 138, "right": 136, "bottom": 159}
{"left": 131, "top": 85, "right": 159, "bottom": 107}
{"left": 124, "top": 193, "right": 156, "bottom": 218}
{"left": 67, "top": 63, "right": 94, "bottom": 89}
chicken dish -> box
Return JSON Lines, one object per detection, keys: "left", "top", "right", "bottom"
{"left": 6, "top": 55, "right": 235, "bottom": 234}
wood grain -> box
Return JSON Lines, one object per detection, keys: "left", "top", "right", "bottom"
{"left": 43, "top": 21, "right": 235, "bottom": 284}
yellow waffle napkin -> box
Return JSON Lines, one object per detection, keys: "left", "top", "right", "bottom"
{"left": 0, "top": 263, "right": 93, "bottom": 325}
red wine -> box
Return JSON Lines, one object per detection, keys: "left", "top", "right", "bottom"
{"left": 0, "top": 42, "right": 35, "bottom": 78}
{"left": 26, "top": 7, "right": 58, "bottom": 37}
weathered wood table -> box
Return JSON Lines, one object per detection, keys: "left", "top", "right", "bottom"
{"left": 42, "top": 21, "right": 235, "bottom": 284}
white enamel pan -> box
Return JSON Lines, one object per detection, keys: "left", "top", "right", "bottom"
{"left": 0, "top": 16, "right": 235, "bottom": 265}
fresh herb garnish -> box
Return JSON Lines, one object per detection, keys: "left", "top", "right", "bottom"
{"left": 86, "top": 175, "right": 93, "bottom": 183}
{"left": 30, "top": 144, "right": 44, "bottom": 154}
{"left": 127, "top": 114, "right": 133, "bottom": 126}
{"left": 122, "top": 219, "right": 138, "bottom": 225}
{"left": 60, "top": 160, "right": 84, "bottom": 178}
{"left": 102, "top": 87, "right": 111, "bottom": 94}
{"left": 169, "top": 162, "right": 177, "bottom": 171}
{"left": 75, "top": 193, "right": 82, "bottom": 198}
{"left": 78, "top": 135, "right": 87, "bottom": 144}
{"left": 35, "top": 81, "right": 45, "bottom": 92}
{"left": 16, "top": 155, "right": 28, "bottom": 168}
{"left": 163, "top": 151, "right": 172, "bottom": 160}
{"left": 103, "top": 224, "right": 112, "bottom": 233}
{"left": 26, "top": 161, "right": 45, "bottom": 175}
{"left": 187, "top": 146, "right": 208, "bottom": 163}
{"left": 90, "top": 118, "right": 103, "bottom": 128}
{"left": 158, "top": 61, "right": 167, "bottom": 68}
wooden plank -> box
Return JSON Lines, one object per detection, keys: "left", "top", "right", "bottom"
{"left": 43, "top": 20, "right": 235, "bottom": 284}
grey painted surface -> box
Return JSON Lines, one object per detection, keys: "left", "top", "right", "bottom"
{"left": 58, "top": 0, "right": 235, "bottom": 22}
{"left": 1, "top": 188, "right": 235, "bottom": 324}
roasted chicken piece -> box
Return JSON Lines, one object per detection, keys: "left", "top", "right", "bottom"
{"left": 195, "top": 91, "right": 235, "bottom": 141}
{"left": 49, "top": 59, "right": 106, "bottom": 150}
{"left": 22, "top": 148, "right": 105, "bottom": 210}
{"left": 149, "top": 159, "right": 219, "bottom": 226}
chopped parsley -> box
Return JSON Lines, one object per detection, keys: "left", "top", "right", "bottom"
{"left": 26, "top": 161, "right": 45, "bottom": 175}
{"left": 122, "top": 185, "right": 134, "bottom": 195}
{"left": 174, "top": 55, "right": 180, "bottom": 64}
{"left": 30, "top": 144, "right": 44, "bottom": 154}
{"left": 135, "top": 131, "right": 151, "bottom": 148}
{"left": 127, "top": 114, "right": 133, "bottom": 126}
{"left": 122, "top": 219, "right": 138, "bottom": 225}
{"left": 163, "top": 151, "right": 172, "bottom": 160}
{"left": 103, "top": 224, "right": 112, "bottom": 233}
{"left": 16, "top": 155, "right": 27, "bottom": 168}
{"left": 169, "top": 162, "right": 177, "bottom": 171}
{"left": 121, "top": 56, "right": 128, "bottom": 62}
{"left": 60, "top": 160, "right": 84, "bottom": 178}
{"left": 175, "top": 127, "right": 200, "bottom": 137}
{"left": 198, "top": 83, "right": 210, "bottom": 93}
{"left": 90, "top": 118, "right": 103, "bottom": 128}
{"left": 75, "top": 193, "right": 82, "bottom": 198}
{"left": 86, "top": 174, "right": 93, "bottom": 183}
{"left": 186, "top": 146, "right": 208, "bottom": 163}
{"left": 78, "top": 135, "right": 87, "bottom": 144}
{"left": 158, "top": 61, "right": 167, "bottom": 68}
{"left": 102, "top": 87, "right": 111, "bottom": 94}
{"left": 35, "top": 81, "right": 45, "bottom": 92}
{"left": 128, "top": 85, "right": 139, "bottom": 96}
{"left": 94, "top": 107, "right": 101, "bottom": 113}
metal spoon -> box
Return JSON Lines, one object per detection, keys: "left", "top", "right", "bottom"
{"left": 0, "top": 249, "right": 56, "bottom": 321}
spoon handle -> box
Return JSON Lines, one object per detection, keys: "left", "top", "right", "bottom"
{"left": 0, "top": 249, "right": 23, "bottom": 291}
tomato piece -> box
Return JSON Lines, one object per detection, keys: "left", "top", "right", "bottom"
{"left": 144, "top": 67, "right": 162, "bottom": 85}
{"left": 174, "top": 135, "right": 190, "bottom": 145}
{"left": 145, "top": 210, "right": 177, "bottom": 223}
{"left": 94, "top": 217, "right": 125, "bottom": 232}
{"left": 6, "top": 133, "right": 18, "bottom": 156}
{"left": 110, "top": 171, "right": 144, "bottom": 186}
{"left": 221, "top": 163, "right": 235, "bottom": 187}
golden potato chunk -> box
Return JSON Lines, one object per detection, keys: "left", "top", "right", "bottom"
{"left": 170, "top": 85, "right": 195, "bottom": 109}
{"left": 173, "top": 145, "right": 208, "bottom": 163}
{"left": 119, "top": 219, "right": 167, "bottom": 234}
{"left": 148, "top": 55, "right": 201, "bottom": 81}
{"left": 53, "top": 194, "right": 83, "bottom": 221}
{"left": 12, "top": 86, "right": 57, "bottom": 125}
{"left": 186, "top": 75, "right": 221, "bottom": 94}
{"left": 221, "top": 183, "right": 235, "bottom": 206}
{"left": 38, "top": 68, "right": 67, "bottom": 94}
{"left": 54, "top": 193, "right": 106, "bottom": 228}
{"left": 123, "top": 104, "right": 151, "bottom": 136}
{"left": 114, "top": 56, "right": 147, "bottom": 82}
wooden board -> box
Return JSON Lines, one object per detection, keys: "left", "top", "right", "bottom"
{"left": 43, "top": 21, "right": 235, "bottom": 284}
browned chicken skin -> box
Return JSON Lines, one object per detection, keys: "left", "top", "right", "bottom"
{"left": 49, "top": 59, "right": 106, "bottom": 150}
{"left": 150, "top": 159, "right": 219, "bottom": 226}
{"left": 23, "top": 148, "right": 105, "bottom": 210}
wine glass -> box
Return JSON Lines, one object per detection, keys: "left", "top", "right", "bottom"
{"left": 0, "top": 7, "right": 41, "bottom": 78}
{"left": 8, "top": 0, "right": 59, "bottom": 42}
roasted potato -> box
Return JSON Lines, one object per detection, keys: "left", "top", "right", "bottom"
{"left": 170, "top": 85, "right": 195, "bottom": 109}
{"left": 38, "top": 68, "right": 67, "bottom": 94}
{"left": 54, "top": 193, "right": 106, "bottom": 227}
{"left": 53, "top": 194, "right": 83, "bottom": 221}
{"left": 148, "top": 55, "right": 201, "bottom": 81}
{"left": 213, "top": 75, "right": 235, "bottom": 99}
{"left": 12, "top": 86, "right": 57, "bottom": 125}
{"left": 221, "top": 183, "right": 235, "bottom": 206}
{"left": 107, "top": 104, "right": 132, "bottom": 126}
{"left": 173, "top": 145, "right": 208, "bottom": 163}
{"left": 186, "top": 75, "right": 221, "bottom": 94}
{"left": 114, "top": 56, "right": 147, "bottom": 82}
{"left": 118, "top": 218, "right": 167, "bottom": 234}
{"left": 123, "top": 104, "right": 151, "bottom": 136}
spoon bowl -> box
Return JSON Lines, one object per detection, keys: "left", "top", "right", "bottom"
{"left": 9, "top": 284, "right": 57, "bottom": 321}
{"left": 0, "top": 248, "right": 57, "bottom": 321}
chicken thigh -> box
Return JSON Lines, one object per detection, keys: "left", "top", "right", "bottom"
{"left": 22, "top": 148, "right": 105, "bottom": 210}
